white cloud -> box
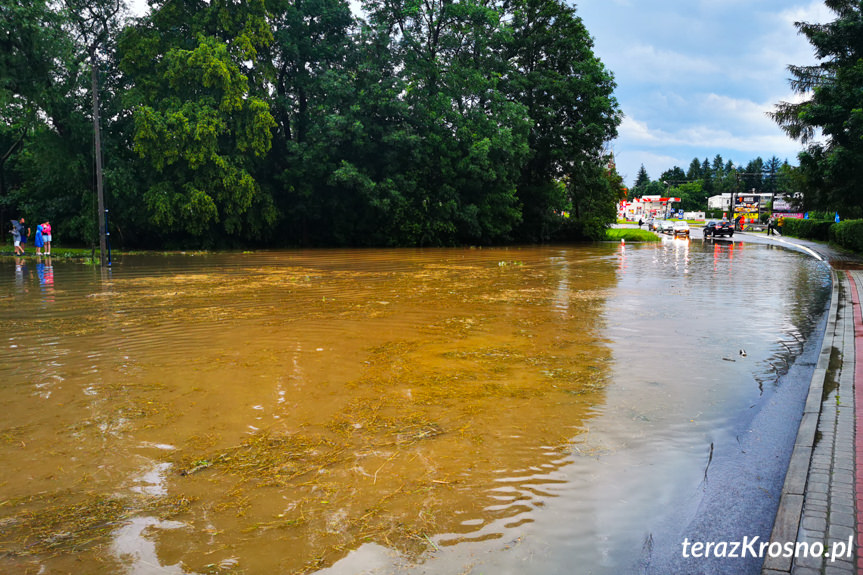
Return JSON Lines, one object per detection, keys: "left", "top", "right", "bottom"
{"left": 611, "top": 44, "right": 720, "bottom": 84}
{"left": 779, "top": 0, "right": 835, "bottom": 25}
{"left": 621, "top": 96, "right": 800, "bottom": 152}
{"left": 613, "top": 105, "right": 804, "bottom": 185}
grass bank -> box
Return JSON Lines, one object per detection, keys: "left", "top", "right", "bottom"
{"left": 604, "top": 229, "right": 660, "bottom": 242}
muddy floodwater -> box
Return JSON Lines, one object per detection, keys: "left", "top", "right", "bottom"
{"left": 0, "top": 240, "right": 831, "bottom": 574}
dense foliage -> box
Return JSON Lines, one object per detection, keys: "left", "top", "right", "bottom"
{"left": 780, "top": 217, "right": 835, "bottom": 241}
{"left": 771, "top": 0, "right": 863, "bottom": 219}
{"left": 0, "top": 0, "right": 622, "bottom": 248}
{"left": 829, "top": 219, "right": 863, "bottom": 252}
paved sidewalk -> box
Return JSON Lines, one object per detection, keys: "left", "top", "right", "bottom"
{"left": 760, "top": 235, "right": 863, "bottom": 575}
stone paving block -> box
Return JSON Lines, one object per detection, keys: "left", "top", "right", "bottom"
{"left": 803, "top": 515, "right": 827, "bottom": 528}
{"left": 830, "top": 488, "right": 855, "bottom": 502}
{"left": 830, "top": 512, "right": 856, "bottom": 528}
{"left": 799, "top": 528, "right": 824, "bottom": 542}
{"left": 808, "top": 481, "right": 829, "bottom": 494}
{"left": 807, "top": 491, "right": 829, "bottom": 503}
{"left": 831, "top": 503, "right": 856, "bottom": 516}
{"left": 790, "top": 567, "right": 820, "bottom": 575}
{"left": 794, "top": 550, "right": 823, "bottom": 569}
{"left": 828, "top": 557, "right": 855, "bottom": 571}
{"left": 802, "top": 516, "right": 827, "bottom": 532}
{"left": 830, "top": 513, "right": 857, "bottom": 529}
{"left": 828, "top": 524, "right": 855, "bottom": 541}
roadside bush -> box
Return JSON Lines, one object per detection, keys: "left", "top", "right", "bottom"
{"left": 830, "top": 219, "right": 863, "bottom": 253}
{"left": 781, "top": 218, "right": 833, "bottom": 241}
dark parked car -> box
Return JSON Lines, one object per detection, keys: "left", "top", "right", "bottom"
{"left": 703, "top": 220, "right": 734, "bottom": 238}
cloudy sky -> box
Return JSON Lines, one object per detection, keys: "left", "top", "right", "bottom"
{"left": 574, "top": 0, "right": 833, "bottom": 187}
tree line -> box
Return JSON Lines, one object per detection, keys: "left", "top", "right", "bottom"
{"left": 630, "top": 155, "right": 795, "bottom": 213}
{"left": 0, "top": 0, "right": 623, "bottom": 248}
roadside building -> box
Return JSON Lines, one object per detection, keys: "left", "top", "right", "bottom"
{"left": 618, "top": 196, "right": 682, "bottom": 220}
{"left": 706, "top": 192, "right": 803, "bottom": 223}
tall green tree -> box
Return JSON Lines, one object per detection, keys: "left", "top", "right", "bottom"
{"left": 771, "top": 0, "right": 863, "bottom": 217}
{"left": 686, "top": 157, "right": 702, "bottom": 180}
{"left": 504, "top": 0, "right": 620, "bottom": 240}
{"left": 119, "top": 0, "right": 278, "bottom": 244}
{"left": 633, "top": 164, "right": 650, "bottom": 192}
{"left": 672, "top": 181, "right": 705, "bottom": 212}
{"left": 263, "top": 0, "right": 364, "bottom": 244}
{"left": 362, "top": 0, "right": 531, "bottom": 245}
{"left": 659, "top": 166, "right": 686, "bottom": 185}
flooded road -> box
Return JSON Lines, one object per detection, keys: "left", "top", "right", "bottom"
{"left": 0, "top": 239, "right": 831, "bottom": 574}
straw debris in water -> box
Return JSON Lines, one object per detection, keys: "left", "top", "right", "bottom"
{"left": 0, "top": 491, "right": 194, "bottom": 557}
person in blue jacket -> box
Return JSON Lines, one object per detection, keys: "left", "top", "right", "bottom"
{"left": 34, "top": 223, "right": 44, "bottom": 255}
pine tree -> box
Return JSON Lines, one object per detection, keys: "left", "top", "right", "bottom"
{"left": 770, "top": 0, "right": 863, "bottom": 216}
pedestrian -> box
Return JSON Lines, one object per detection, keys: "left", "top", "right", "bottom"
{"left": 18, "top": 219, "right": 30, "bottom": 250}
{"left": 777, "top": 216, "right": 785, "bottom": 236}
{"left": 42, "top": 221, "right": 52, "bottom": 255}
{"left": 638, "top": 218, "right": 643, "bottom": 229}
{"left": 766, "top": 217, "right": 775, "bottom": 236}
{"left": 34, "top": 222, "right": 44, "bottom": 255}
{"left": 9, "top": 218, "right": 25, "bottom": 255}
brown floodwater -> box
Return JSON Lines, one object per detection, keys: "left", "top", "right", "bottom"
{"left": 0, "top": 240, "right": 831, "bottom": 574}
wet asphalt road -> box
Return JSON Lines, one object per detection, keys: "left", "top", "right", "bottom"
{"left": 622, "top": 225, "right": 832, "bottom": 574}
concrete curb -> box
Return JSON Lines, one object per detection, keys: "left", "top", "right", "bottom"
{"left": 761, "top": 268, "right": 841, "bottom": 574}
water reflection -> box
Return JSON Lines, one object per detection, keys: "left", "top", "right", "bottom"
{"left": 0, "top": 244, "right": 831, "bottom": 574}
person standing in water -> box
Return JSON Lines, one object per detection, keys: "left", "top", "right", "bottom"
{"left": 34, "top": 223, "right": 44, "bottom": 255}
{"left": 10, "top": 218, "right": 25, "bottom": 255}
{"left": 42, "top": 221, "right": 52, "bottom": 255}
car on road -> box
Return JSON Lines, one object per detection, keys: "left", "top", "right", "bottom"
{"left": 659, "top": 220, "right": 674, "bottom": 234}
{"left": 703, "top": 220, "right": 733, "bottom": 238}
{"left": 672, "top": 221, "right": 690, "bottom": 237}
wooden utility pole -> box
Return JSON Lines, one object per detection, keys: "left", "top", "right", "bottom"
{"left": 91, "top": 52, "right": 107, "bottom": 267}
{"left": 72, "top": 0, "right": 120, "bottom": 268}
